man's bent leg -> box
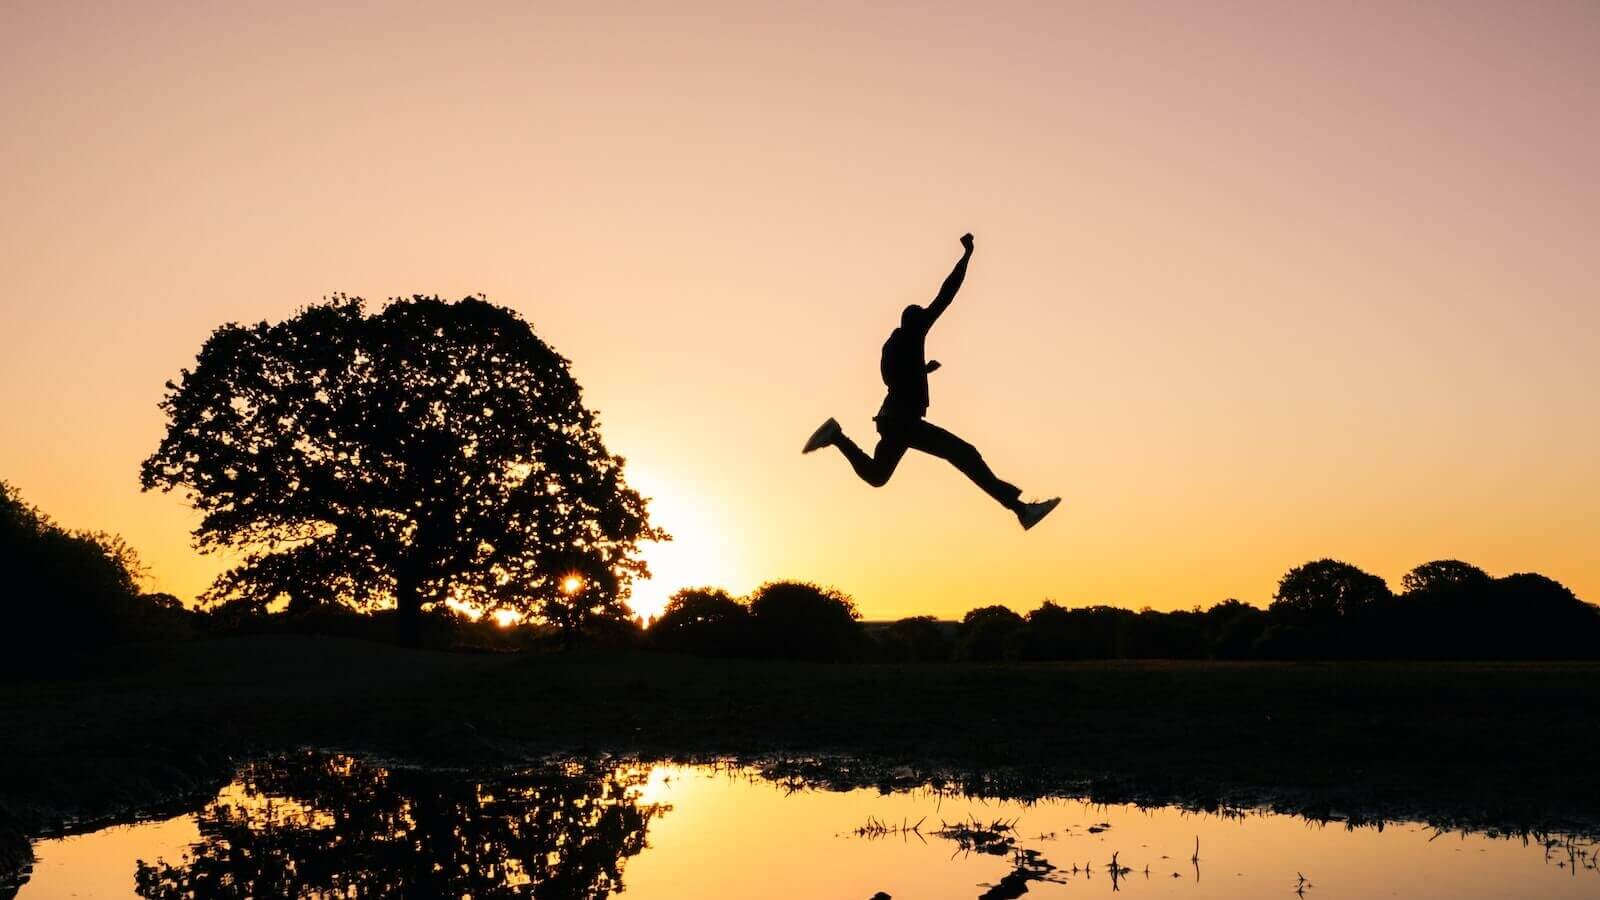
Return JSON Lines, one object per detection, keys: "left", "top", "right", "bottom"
{"left": 833, "top": 428, "right": 910, "bottom": 488}
{"left": 908, "top": 420, "right": 1025, "bottom": 512}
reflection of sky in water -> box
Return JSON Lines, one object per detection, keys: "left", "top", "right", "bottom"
{"left": 19, "top": 759, "right": 1600, "bottom": 899}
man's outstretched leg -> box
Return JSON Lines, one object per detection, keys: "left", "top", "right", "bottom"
{"left": 907, "top": 420, "right": 1060, "bottom": 529}
{"left": 803, "top": 417, "right": 909, "bottom": 488}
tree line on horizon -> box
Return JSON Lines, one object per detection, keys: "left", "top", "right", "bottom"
{"left": 649, "top": 558, "right": 1600, "bottom": 662}
{"left": 7, "top": 295, "right": 1597, "bottom": 667}
{"left": 6, "top": 476, "right": 1598, "bottom": 664}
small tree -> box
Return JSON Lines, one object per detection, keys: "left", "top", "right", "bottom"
{"left": 1201, "top": 599, "right": 1269, "bottom": 660}
{"left": 1269, "top": 559, "right": 1392, "bottom": 624}
{"left": 650, "top": 587, "right": 752, "bottom": 657}
{"left": 1392, "top": 560, "right": 1495, "bottom": 659}
{"left": 1015, "top": 602, "right": 1127, "bottom": 660}
{"left": 1484, "top": 573, "right": 1600, "bottom": 659}
{"left": 1116, "top": 609, "right": 1206, "bottom": 659}
{"left": 1401, "top": 560, "right": 1491, "bottom": 596}
{"left": 140, "top": 296, "right": 665, "bottom": 643}
{"left": 958, "top": 605, "right": 1025, "bottom": 661}
{"left": 2, "top": 481, "right": 155, "bottom": 661}
{"left": 747, "top": 581, "right": 862, "bottom": 661}
{"left": 877, "top": 616, "right": 954, "bottom": 662}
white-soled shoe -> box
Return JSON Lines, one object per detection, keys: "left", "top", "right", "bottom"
{"left": 1017, "top": 497, "right": 1062, "bottom": 530}
{"left": 802, "top": 417, "right": 842, "bottom": 454}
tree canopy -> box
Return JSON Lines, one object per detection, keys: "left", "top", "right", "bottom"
{"left": 650, "top": 587, "right": 752, "bottom": 657}
{"left": 747, "top": 581, "right": 862, "bottom": 661}
{"left": 1401, "top": 559, "right": 1492, "bottom": 595}
{"left": 957, "top": 604, "right": 1026, "bottom": 660}
{"left": 1269, "top": 558, "right": 1393, "bottom": 623}
{"left": 140, "top": 295, "right": 664, "bottom": 639}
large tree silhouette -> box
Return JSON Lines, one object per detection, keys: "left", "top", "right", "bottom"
{"left": 140, "top": 296, "right": 664, "bottom": 640}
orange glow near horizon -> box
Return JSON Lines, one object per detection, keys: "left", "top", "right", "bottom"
{"left": 2, "top": 2, "right": 1598, "bottom": 620}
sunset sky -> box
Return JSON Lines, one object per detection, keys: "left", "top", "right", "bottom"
{"left": 2, "top": 1, "right": 1596, "bottom": 620}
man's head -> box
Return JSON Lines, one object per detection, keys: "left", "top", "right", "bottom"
{"left": 900, "top": 304, "right": 929, "bottom": 330}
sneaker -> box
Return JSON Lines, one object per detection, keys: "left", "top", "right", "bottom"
{"left": 1017, "top": 497, "right": 1062, "bottom": 530}
{"left": 802, "top": 417, "right": 842, "bottom": 454}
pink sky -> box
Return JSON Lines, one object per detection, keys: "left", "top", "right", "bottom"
{"left": 2, "top": 1, "right": 1597, "bottom": 618}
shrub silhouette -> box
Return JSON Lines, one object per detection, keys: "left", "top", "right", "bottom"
{"left": 710, "top": 558, "right": 1596, "bottom": 663}
{"left": 139, "top": 295, "right": 664, "bottom": 645}
{"left": 1013, "top": 602, "right": 1128, "bottom": 660}
{"left": 1389, "top": 559, "right": 1497, "bottom": 658}
{"left": 2, "top": 481, "right": 189, "bottom": 668}
{"left": 1482, "top": 573, "right": 1600, "bottom": 660}
{"left": 1251, "top": 622, "right": 1327, "bottom": 660}
{"left": 1012, "top": 601, "right": 1074, "bottom": 660}
{"left": 196, "top": 600, "right": 556, "bottom": 652}
{"left": 650, "top": 587, "right": 752, "bottom": 657}
{"left": 1200, "top": 600, "right": 1269, "bottom": 659}
{"left": 747, "top": 581, "right": 863, "bottom": 661}
{"left": 1116, "top": 609, "right": 1206, "bottom": 659}
{"left": 874, "top": 616, "right": 956, "bottom": 662}
{"left": 1401, "top": 559, "right": 1492, "bottom": 595}
{"left": 957, "top": 605, "right": 1026, "bottom": 661}
{"left": 1270, "top": 559, "right": 1393, "bottom": 625}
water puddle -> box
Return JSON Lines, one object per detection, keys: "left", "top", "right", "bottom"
{"left": 16, "top": 753, "right": 1599, "bottom": 898}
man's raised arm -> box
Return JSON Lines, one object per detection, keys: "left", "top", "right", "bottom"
{"left": 925, "top": 233, "right": 975, "bottom": 326}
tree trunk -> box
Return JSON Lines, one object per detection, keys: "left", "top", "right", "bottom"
{"left": 396, "top": 575, "right": 422, "bottom": 648}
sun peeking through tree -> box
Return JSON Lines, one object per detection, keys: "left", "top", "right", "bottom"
{"left": 140, "top": 295, "right": 666, "bottom": 642}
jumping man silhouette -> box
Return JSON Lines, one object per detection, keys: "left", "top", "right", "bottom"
{"left": 803, "top": 233, "right": 1061, "bottom": 529}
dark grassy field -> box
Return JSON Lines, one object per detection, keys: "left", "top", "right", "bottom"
{"left": 4, "top": 635, "right": 1599, "bottom": 879}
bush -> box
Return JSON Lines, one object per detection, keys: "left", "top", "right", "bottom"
{"left": 1014, "top": 603, "right": 1128, "bottom": 660}
{"left": 747, "top": 581, "right": 864, "bottom": 661}
{"left": 872, "top": 616, "right": 955, "bottom": 662}
{"left": 1, "top": 481, "right": 192, "bottom": 671}
{"left": 1116, "top": 609, "right": 1206, "bottom": 659}
{"left": 1265, "top": 559, "right": 1395, "bottom": 659}
{"left": 1269, "top": 559, "right": 1393, "bottom": 625}
{"left": 1252, "top": 623, "right": 1327, "bottom": 660}
{"left": 1401, "top": 560, "right": 1492, "bottom": 596}
{"left": 580, "top": 611, "right": 646, "bottom": 650}
{"left": 650, "top": 588, "right": 752, "bottom": 657}
{"left": 957, "top": 605, "right": 1026, "bottom": 661}
{"left": 1202, "top": 600, "right": 1269, "bottom": 659}
{"left": 1481, "top": 573, "right": 1600, "bottom": 660}
{"left": 1379, "top": 563, "right": 1600, "bottom": 660}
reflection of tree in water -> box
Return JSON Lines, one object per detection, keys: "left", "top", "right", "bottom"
{"left": 133, "top": 753, "right": 666, "bottom": 899}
